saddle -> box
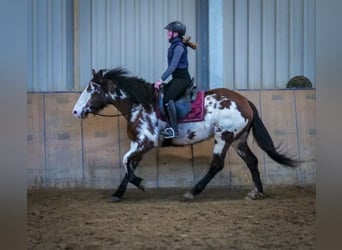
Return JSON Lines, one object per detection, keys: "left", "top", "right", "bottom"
{"left": 158, "top": 77, "right": 198, "bottom": 120}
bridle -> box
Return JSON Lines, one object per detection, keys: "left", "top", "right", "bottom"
{"left": 90, "top": 112, "right": 122, "bottom": 118}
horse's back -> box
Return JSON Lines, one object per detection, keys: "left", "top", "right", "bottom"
{"left": 204, "top": 88, "right": 253, "bottom": 117}
{"left": 205, "top": 88, "right": 248, "bottom": 101}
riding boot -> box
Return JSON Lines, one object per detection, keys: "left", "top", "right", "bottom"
{"left": 160, "top": 100, "right": 178, "bottom": 139}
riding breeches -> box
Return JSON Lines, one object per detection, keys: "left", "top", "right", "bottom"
{"left": 163, "top": 69, "right": 191, "bottom": 103}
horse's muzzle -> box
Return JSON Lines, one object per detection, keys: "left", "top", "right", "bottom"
{"left": 72, "top": 109, "right": 89, "bottom": 119}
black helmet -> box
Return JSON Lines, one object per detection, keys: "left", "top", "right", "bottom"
{"left": 164, "top": 21, "right": 186, "bottom": 36}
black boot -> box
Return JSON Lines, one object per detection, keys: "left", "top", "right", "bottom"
{"left": 160, "top": 100, "right": 178, "bottom": 139}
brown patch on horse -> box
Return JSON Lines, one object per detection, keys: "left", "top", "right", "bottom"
{"left": 218, "top": 99, "right": 232, "bottom": 109}
{"left": 126, "top": 123, "right": 138, "bottom": 141}
{"left": 221, "top": 131, "right": 234, "bottom": 142}
{"left": 187, "top": 130, "right": 196, "bottom": 140}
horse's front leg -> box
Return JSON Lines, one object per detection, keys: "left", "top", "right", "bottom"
{"left": 119, "top": 141, "right": 153, "bottom": 194}
{"left": 125, "top": 154, "right": 146, "bottom": 191}
{"left": 111, "top": 154, "right": 143, "bottom": 202}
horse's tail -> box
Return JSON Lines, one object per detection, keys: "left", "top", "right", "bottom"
{"left": 248, "top": 101, "right": 299, "bottom": 167}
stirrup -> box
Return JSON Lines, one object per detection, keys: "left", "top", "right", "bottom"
{"left": 160, "top": 127, "right": 178, "bottom": 139}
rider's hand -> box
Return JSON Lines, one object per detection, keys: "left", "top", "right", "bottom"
{"left": 154, "top": 79, "right": 163, "bottom": 89}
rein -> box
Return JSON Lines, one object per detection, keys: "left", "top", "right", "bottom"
{"left": 91, "top": 106, "right": 145, "bottom": 118}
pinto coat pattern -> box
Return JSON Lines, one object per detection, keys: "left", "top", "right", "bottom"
{"left": 73, "top": 68, "right": 299, "bottom": 201}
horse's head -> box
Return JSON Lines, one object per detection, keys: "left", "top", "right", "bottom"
{"left": 73, "top": 67, "right": 155, "bottom": 118}
{"left": 73, "top": 69, "right": 115, "bottom": 119}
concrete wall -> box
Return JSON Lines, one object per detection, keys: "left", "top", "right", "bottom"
{"left": 27, "top": 90, "right": 316, "bottom": 189}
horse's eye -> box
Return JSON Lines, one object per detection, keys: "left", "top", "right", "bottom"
{"left": 86, "top": 85, "right": 92, "bottom": 93}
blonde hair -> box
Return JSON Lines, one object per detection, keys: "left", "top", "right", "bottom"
{"left": 182, "top": 36, "right": 197, "bottom": 50}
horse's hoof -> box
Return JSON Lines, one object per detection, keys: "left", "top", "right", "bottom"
{"left": 183, "top": 192, "right": 195, "bottom": 201}
{"left": 245, "top": 189, "right": 264, "bottom": 200}
{"left": 138, "top": 180, "right": 146, "bottom": 192}
{"left": 111, "top": 196, "right": 121, "bottom": 203}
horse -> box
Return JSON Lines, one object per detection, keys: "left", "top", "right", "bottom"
{"left": 72, "top": 68, "right": 299, "bottom": 201}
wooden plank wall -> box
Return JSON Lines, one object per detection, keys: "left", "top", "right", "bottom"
{"left": 27, "top": 93, "right": 45, "bottom": 187}
{"left": 44, "top": 93, "right": 83, "bottom": 187}
{"left": 82, "top": 109, "right": 121, "bottom": 188}
{"left": 27, "top": 90, "right": 316, "bottom": 189}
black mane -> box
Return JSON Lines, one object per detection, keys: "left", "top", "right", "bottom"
{"left": 103, "top": 68, "right": 155, "bottom": 107}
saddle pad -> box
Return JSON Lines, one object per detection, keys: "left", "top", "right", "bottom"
{"left": 157, "top": 91, "right": 205, "bottom": 123}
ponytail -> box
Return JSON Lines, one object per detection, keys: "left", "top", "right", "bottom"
{"left": 182, "top": 36, "right": 197, "bottom": 50}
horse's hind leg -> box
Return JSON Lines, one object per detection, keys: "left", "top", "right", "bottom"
{"left": 111, "top": 154, "right": 143, "bottom": 202}
{"left": 232, "top": 132, "right": 264, "bottom": 200}
{"left": 184, "top": 132, "right": 232, "bottom": 200}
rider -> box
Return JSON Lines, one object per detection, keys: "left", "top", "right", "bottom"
{"left": 154, "top": 21, "right": 197, "bottom": 139}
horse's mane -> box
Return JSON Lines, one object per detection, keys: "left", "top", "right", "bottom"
{"left": 104, "top": 68, "right": 154, "bottom": 107}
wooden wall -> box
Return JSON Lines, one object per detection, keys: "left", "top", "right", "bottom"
{"left": 27, "top": 90, "right": 316, "bottom": 188}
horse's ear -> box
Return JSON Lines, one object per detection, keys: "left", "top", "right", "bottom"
{"left": 98, "top": 69, "right": 107, "bottom": 77}
{"left": 92, "top": 69, "right": 96, "bottom": 77}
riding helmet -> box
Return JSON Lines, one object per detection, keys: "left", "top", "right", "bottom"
{"left": 164, "top": 21, "right": 186, "bottom": 36}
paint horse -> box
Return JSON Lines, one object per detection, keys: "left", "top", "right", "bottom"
{"left": 73, "top": 68, "right": 299, "bottom": 201}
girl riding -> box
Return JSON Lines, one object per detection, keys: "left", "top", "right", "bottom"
{"left": 154, "top": 21, "right": 197, "bottom": 139}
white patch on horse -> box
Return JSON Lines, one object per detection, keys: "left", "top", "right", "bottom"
{"left": 73, "top": 82, "right": 95, "bottom": 118}
{"left": 216, "top": 101, "right": 248, "bottom": 136}
{"left": 130, "top": 105, "right": 143, "bottom": 122}
{"left": 123, "top": 141, "right": 139, "bottom": 173}
{"left": 136, "top": 111, "right": 159, "bottom": 146}
{"left": 213, "top": 131, "right": 226, "bottom": 155}
{"left": 205, "top": 94, "right": 221, "bottom": 114}
{"left": 169, "top": 95, "right": 220, "bottom": 145}
{"left": 171, "top": 121, "right": 214, "bottom": 145}
{"left": 109, "top": 89, "right": 128, "bottom": 101}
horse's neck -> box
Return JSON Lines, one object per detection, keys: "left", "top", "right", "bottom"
{"left": 110, "top": 98, "right": 135, "bottom": 119}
